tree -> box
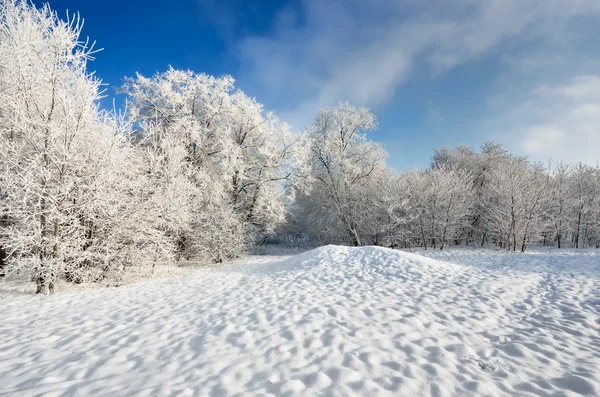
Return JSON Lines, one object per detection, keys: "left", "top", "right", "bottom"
{"left": 483, "top": 158, "right": 551, "bottom": 252}
{"left": 0, "top": 0, "right": 109, "bottom": 293}
{"left": 0, "top": 0, "right": 169, "bottom": 293}
{"left": 431, "top": 143, "right": 510, "bottom": 246}
{"left": 569, "top": 163, "right": 599, "bottom": 248}
{"left": 423, "top": 167, "right": 474, "bottom": 250}
{"left": 547, "top": 161, "right": 572, "bottom": 248}
{"left": 227, "top": 91, "right": 295, "bottom": 239}
{"left": 296, "top": 103, "right": 387, "bottom": 246}
{"left": 369, "top": 169, "right": 410, "bottom": 248}
{"left": 122, "top": 68, "right": 295, "bottom": 262}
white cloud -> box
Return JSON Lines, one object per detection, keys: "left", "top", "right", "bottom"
{"left": 559, "top": 76, "right": 600, "bottom": 101}
{"left": 521, "top": 125, "right": 567, "bottom": 155}
{"left": 235, "top": 0, "right": 600, "bottom": 130}
{"left": 498, "top": 76, "right": 600, "bottom": 165}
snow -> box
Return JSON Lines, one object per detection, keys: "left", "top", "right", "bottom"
{"left": 1, "top": 246, "right": 600, "bottom": 397}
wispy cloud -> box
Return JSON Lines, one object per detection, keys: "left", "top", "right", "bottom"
{"left": 234, "top": 0, "right": 600, "bottom": 130}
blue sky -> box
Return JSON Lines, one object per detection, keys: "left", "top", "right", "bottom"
{"left": 37, "top": 0, "right": 600, "bottom": 168}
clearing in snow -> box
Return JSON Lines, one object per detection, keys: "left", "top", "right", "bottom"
{"left": 1, "top": 246, "right": 600, "bottom": 396}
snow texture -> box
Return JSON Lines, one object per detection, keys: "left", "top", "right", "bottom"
{"left": 1, "top": 246, "right": 600, "bottom": 396}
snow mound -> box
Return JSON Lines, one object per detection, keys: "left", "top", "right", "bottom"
{"left": 234, "top": 244, "right": 465, "bottom": 278}
{"left": 2, "top": 248, "right": 600, "bottom": 396}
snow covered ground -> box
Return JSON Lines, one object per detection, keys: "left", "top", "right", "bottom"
{"left": 1, "top": 246, "right": 599, "bottom": 397}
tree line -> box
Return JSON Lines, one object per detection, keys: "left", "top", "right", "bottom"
{"left": 289, "top": 133, "right": 600, "bottom": 252}
{"left": 1, "top": 0, "right": 598, "bottom": 293}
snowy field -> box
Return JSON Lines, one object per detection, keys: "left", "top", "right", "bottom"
{"left": 1, "top": 246, "right": 600, "bottom": 397}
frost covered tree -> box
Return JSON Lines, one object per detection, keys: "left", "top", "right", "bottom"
{"left": 588, "top": 167, "right": 600, "bottom": 248}
{"left": 370, "top": 169, "right": 412, "bottom": 248}
{"left": 61, "top": 116, "right": 174, "bottom": 284}
{"left": 0, "top": 0, "right": 107, "bottom": 293}
{"left": 431, "top": 143, "right": 510, "bottom": 246}
{"left": 483, "top": 158, "right": 551, "bottom": 252}
{"left": 373, "top": 169, "right": 425, "bottom": 249}
{"left": 290, "top": 135, "right": 598, "bottom": 251}
{"left": 422, "top": 167, "right": 474, "bottom": 250}
{"left": 428, "top": 145, "right": 600, "bottom": 250}
{"left": 122, "top": 68, "right": 294, "bottom": 261}
{"left": 296, "top": 103, "right": 387, "bottom": 246}
{"left": 227, "top": 91, "right": 296, "bottom": 238}
{"left": 546, "top": 162, "right": 572, "bottom": 248}
{"left": 0, "top": 0, "right": 169, "bottom": 293}
{"left": 569, "top": 163, "right": 600, "bottom": 248}
{"left": 122, "top": 69, "right": 238, "bottom": 261}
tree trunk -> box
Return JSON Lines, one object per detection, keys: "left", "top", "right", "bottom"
{"left": 542, "top": 232, "right": 546, "bottom": 246}
{"left": 0, "top": 245, "right": 6, "bottom": 277}
{"left": 35, "top": 76, "right": 58, "bottom": 294}
{"left": 521, "top": 233, "right": 527, "bottom": 252}
{"left": 440, "top": 223, "right": 448, "bottom": 250}
{"left": 419, "top": 216, "right": 427, "bottom": 250}
{"left": 350, "top": 229, "right": 361, "bottom": 247}
{"left": 175, "top": 234, "right": 187, "bottom": 261}
{"left": 575, "top": 208, "right": 583, "bottom": 248}
{"left": 36, "top": 277, "right": 55, "bottom": 294}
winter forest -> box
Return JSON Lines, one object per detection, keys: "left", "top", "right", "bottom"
{"left": 1, "top": 0, "right": 599, "bottom": 295}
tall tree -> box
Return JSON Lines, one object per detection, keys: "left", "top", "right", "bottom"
{"left": 0, "top": 0, "right": 169, "bottom": 292}
{"left": 484, "top": 158, "right": 551, "bottom": 252}
{"left": 122, "top": 68, "right": 295, "bottom": 261}
{"left": 297, "top": 103, "right": 387, "bottom": 246}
